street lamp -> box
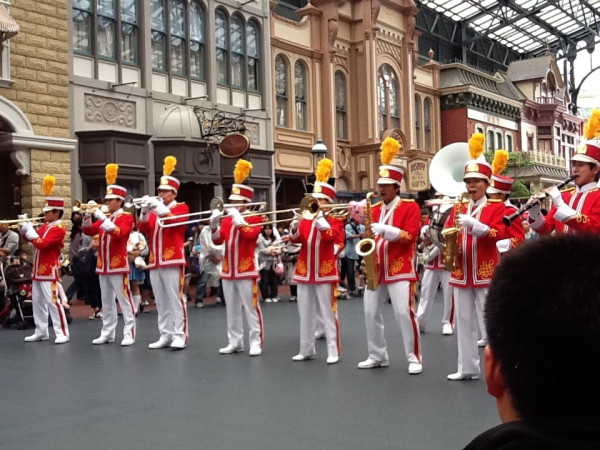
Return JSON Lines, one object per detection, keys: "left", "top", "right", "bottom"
{"left": 311, "top": 138, "right": 328, "bottom": 170}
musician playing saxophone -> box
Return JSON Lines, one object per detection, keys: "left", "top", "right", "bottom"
{"left": 528, "top": 110, "right": 600, "bottom": 235}
{"left": 357, "top": 137, "right": 423, "bottom": 375}
{"left": 445, "top": 134, "right": 505, "bottom": 381}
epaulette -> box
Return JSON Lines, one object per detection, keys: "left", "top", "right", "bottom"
{"left": 402, "top": 199, "right": 415, "bottom": 203}
{"left": 177, "top": 202, "right": 186, "bottom": 205}
{"left": 588, "top": 187, "right": 599, "bottom": 193}
{"left": 487, "top": 199, "right": 502, "bottom": 203}
{"left": 371, "top": 201, "right": 383, "bottom": 208}
{"left": 57, "top": 223, "right": 64, "bottom": 228}
{"left": 561, "top": 186, "right": 576, "bottom": 193}
{"left": 123, "top": 211, "right": 132, "bottom": 215}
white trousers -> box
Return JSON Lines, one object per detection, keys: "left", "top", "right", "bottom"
{"left": 363, "top": 281, "right": 421, "bottom": 364}
{"left": 32, "top": 281, "right": 69, "bottom": 339}
{"left": 222, "top": 278, "right": 263, "bottom": 350}
{"left": 452, "top": 286, "right": 487, "bottom": 375}
{"left": 416, "top": 269, "right": 454, "bottom": 330}
{"left": 296, "top": 283, "right": 340, "bottom": 358}
{"left": 149, "top": 267, "right": 188, "bottom": 343}
{"left": 98, "top": 274, "right": 135, "bottom": 340}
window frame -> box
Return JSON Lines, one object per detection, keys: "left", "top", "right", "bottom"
{"left": 414, "top": 94, "right": 422, "bottom": 149}
{"left": 294, "top": 60, "right": 307, "bottom": 131}
{"left": 335, "top": 70, "right": 347, "bottom": 140}
{"left": 424, "top": 97, "right": 432, "bottom": 150}
{"left": 377, "top": 64, "right": 400, "bottom": 138}
{"left": 275, "top": 54, "right": 289, "bottom": 128}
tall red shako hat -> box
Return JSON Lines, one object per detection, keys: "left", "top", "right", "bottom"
{"left": 464, "top": 133, "right": 492, "bottom": 182}
{"left": 159, "top": 156, "right": 180, "bottom": 193}
{"left": 377, "top": 137, "right": 404, "bottom": 185}
{"left": 574, "top": 109, "right": 600, "bottom": 165}
{"left": 105, "top": 163, "right": 127, "bottom": 200}
{"left": 488, "top": 149, "right": 513, "bottom": 195}
{"left": 42, "top": 175, "right": 64, "bottom": 212}
{"left": 229, "top": 159, "right": 254, "bottom": 202}
{"left": 312, "top": 158, "right": 336, "bottom": 203}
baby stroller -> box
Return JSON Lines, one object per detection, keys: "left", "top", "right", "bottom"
{"left": 2, "top": 258, "right": 34, "bottom": 330}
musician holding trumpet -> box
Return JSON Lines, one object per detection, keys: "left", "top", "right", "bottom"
{"left": 21, "top": 175, "right": 70, "bottom": 344}
{"left": 526, "top": 110, "right": 600, "bottom": 235}
{"left": 138, "top": 156, "right": 190, "bottom": 350}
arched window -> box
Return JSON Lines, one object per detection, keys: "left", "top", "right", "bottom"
{"left": 496, "top": 131, "right": 503, "bottom": 150}
{"left": 506, "top": 133, "right": 513, "bottom": 152}
{"left": 246, "top": 21, "right": 260, "bottom": 92}
{"left": 424, "top": 97, "right": 432, "bottom": 150}
{"left": 170, "top": 0, "right": 186, "bottom": 75}
{"left": 215, "top": 9, "right": 229, "bottom": 85}
{"left": 414, "top": 94, "right": 422, "bottom": 149}
{"left": 335, "top": 71, "right": 347, "bottom": 139}
{"left": 275, "top": 55, "right": 288, "bottom": 127}
{"left": 189, "top": 1, "right": 205, "bottom": 79}
{"left": 73, "top": 0, "right": 139, "bottom": 65}
{"left": 378, "top": 64, "right": 400, "bottom": 137}
{"left": 231, "top": 15, "right": 245, "bottom": 88}
{"left": 487, "top": 129, "right": 495, "bottom": 151}
{"left": 295, "top": 61, "right": 307, "bottom": 130}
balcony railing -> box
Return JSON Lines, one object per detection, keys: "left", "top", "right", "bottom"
{"left": 512, "top": 151, "right": 566, "bottom": 168}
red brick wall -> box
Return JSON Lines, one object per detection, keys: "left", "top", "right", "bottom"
{"left": 441, "top": 109, "right": 468, "bottom": 147}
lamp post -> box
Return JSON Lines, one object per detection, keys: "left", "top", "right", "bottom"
{"left": 311, "top": 138, "right": 328, "bottom": 170}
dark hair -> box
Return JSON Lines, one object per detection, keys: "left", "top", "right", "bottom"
{"left": 589, "top": 162, "right": 600, "bottom": 182}
{"left": 261, "top": 223, "right": 275, "bottom": 242}
{"left": 486, "top": 234, "right": 600, "bottom": 428}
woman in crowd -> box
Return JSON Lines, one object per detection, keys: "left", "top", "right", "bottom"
{"left": 257, "top": 224, "right": 281, "bottom": 303}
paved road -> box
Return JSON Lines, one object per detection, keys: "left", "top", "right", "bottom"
{"left": 1, "top": 290, "right": 499, "bottom": 449}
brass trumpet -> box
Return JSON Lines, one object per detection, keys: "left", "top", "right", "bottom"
{"left": 72, "top": 200, "right": 109, "bottom": 215}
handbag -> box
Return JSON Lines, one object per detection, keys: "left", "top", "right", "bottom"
{"left": 189, "top": 256, "right": 200, "bottom": 275}
{"left": 274, "top": 258, "right": 285, "bottom": 276}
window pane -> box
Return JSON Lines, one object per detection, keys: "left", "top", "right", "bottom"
{"left": 98, "top": 0, "right": 116, "bottom": 17}
{"left": 390, "top": 79, "right": 399, "bottom": 117}
{"left": 190, "top": 2, "right": 204, "bottom": 43}
{"left": 170, "top": 36, "right": 185, "bottom": 74}
{"left": 73, "top": 10, "right": 92, "bottom": 53}
{"left": 295, "top": 62, "right": 305, "bottom": 99}
{"left": 232, "top": 52, "right": 244, "bottom": 88}
{"left": 231, "top": 17, "right": 243, "bottom": 53}
{"left": 335, "top": 72, "right": 346, "bottom": 110}
{"left": 275, "top": 56, "right": 287, "bottom": 96}
{"left": 216, "top": 49, "right": 228, "bottom": 84}
{"left": 277, "top": 97, "right": 288, "bottom": 127}
{"left": 415, "top": 95, "right": 422, "bottom": 149}
{"left": 190, "top": 42, "right": 204, "bottom": 79}
{"left": 73, "top": 0, "right": 92, "bottom": 10}
{"left": 121, "top": 24, "right": 137, "bottom": 63}
{"left": 336, "top": 111, "right": 347, "bottom": 140}
{"left": 121, "top": 0, "right": 137, "bottom": 24}
{"left": 151, "top": 0, "right": 166, "bottom": 32}
{"left": 151, "top": 31, "right": 166, "bottom": 70}
{"left": 215, "top": 10, "right": 227, "bottom": 49}
{"left": 296, "top": 101, "right": 306, "bottom": 130}
{"left": 170, "top": 0, "right": 186, "bottom": 37}
{"left": 248, "top": 57, "right": 259, "bottom": 91}
{"left": 247, "top": 22, "right": 259, "bottom": 58}
{"left": 97, "top": 17, "right": 116, "bottom": 59}
{"left": 487, "top": 130, "right": 495, "bottom": 151}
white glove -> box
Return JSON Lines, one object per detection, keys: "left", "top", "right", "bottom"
{"left": 333, "top": 244, "right": 340, "bottom": 256}
{"left": 209, "top": 209, "right": 223, "bottom": 229}
{"left": 315, "top": 215, "right": 331, "bottom": 231}
{"left": 20, "top": 222, "right": 39, "bottom": 240}
{"left": 458, "top": 214, "right": 477, "bottom": 230}
{"left": 228, "top": 208, "right": 246, "bottom": 227}
{"left": 290, "top": 219, "right": 299, "bottom": 233}
{"left": 371, "top": 223, "right": 400, "bottom": 241}
{"left": 100, "top": 218, "right": 116, "bottom": 232}
{"left": 154, "top": 201, "right": 170, "bottom": 216}
{"left": 554, "top": 203, "right": 577, "bottom": 223}
{"left": 527, "top": 198, "right": 542, "bottom": 220}
{"left": 93, "top": 208, "right": 106, "bottom": 221}
{"left": 459, "top": 214, "right": 490, "bottom": 237}
{"left": 496, "top": 239, "right": 511, "bottom": 254}
{"left": 547, "top": 186, "right": 564, "bottom": 207}
{"left": 420, "top": 225, "right": 429, "bottom": 240}
{"left": 146, "top": 197, "right": 161, "bottom": 210}
{"left": 19, "top": 221, "right": 32, "bottom": 237}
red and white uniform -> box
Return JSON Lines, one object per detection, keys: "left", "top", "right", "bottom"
{"left": 25, "top": 220, "right": 69, "bottom": 340}
{"left": 139, "top": 201, "right": 189, "bottom": 345}
{"left": 445, "top": 197, "right": 505, "bottom": 376}
{"left": 290, "top": 215, "right": 344, "bottom": 359}
{"left": 212, "top": 214, "right": 264, "bottom": 352}
{"left": 362, "top": 197, "right": 422, "bottom": 366}
{"left": 497, "top": 201, "right": 526, "bottom": 253}
{"left": 531, "top": 183, "right": 600, "bottom": 235}
{"left": 83, "top": 210, "right": 136, "bottom": 341}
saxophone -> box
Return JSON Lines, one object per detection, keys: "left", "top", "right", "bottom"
{"left": 441, "top": 192, "right": 469, "bottom": 272}
{"left": 355, "top": 192, "right": 379, "bottom": 291}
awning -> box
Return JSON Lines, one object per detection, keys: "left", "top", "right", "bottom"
{"left": 0, "top": 6, "right": 19, "bottom": 41}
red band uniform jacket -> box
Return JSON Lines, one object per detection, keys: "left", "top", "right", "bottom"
{"left": 532, "top": 184, "right": 600, "bottom": 235}
{"left": 212, "top": 214, "right": 264, "bottom": 280}
{"left": 83, "top": 210, "right": 134, "bottom": 275}
{"left": 138, "top": 202, "right": 189, "bottom": 269}
{"left": 26, "top": 220, "right": 66, "bottom": 282}
{"left": 446, "top": 198, "right": 505, "bottom": 289}
{"left": 503, "top": 202, "right": 526, "bottom": 249}
{"left": 372, "top": 198, "right": 421, "bottom": 284}
{"left": 291, "top": 216, "right": 345, "bottom": 284}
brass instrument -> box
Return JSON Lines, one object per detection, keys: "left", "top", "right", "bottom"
{"left": 355, "top": 192, "right": 379, "bottom": 291}
{"left": 299, "top": 195, "right": 349, "bottom": 220}
{"left": 125, "top": 195, "right": 161, "bottom": 210}
{"left": 72, "top": 200, "right": 109, "bottom": 215}
{"left": 157, "top": 197, "right": 225, "bottom": 228}
{"left": 1, "top": 216, "right": 43, "bottom": 227}
{"left": 441, "top": 192, "right": 469, "bottom": 272}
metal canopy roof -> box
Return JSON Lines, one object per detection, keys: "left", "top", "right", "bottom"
{"left": 418, "top": 0, "right": 600, "bottom": 59}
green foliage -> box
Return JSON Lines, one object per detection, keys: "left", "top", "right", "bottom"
{"left": 510, "top": 179, "right": 531, "bottom": 198}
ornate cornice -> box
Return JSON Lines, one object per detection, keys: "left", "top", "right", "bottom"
{"left": 441, "top": 92, "right": 522, "bottom": 120}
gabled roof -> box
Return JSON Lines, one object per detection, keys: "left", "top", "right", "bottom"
{"left": 441, "top": 63, "right": 525, "bottom": 102}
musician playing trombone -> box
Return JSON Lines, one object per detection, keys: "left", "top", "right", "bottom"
{"left": 289, "top": 158, "right": 345, "bottom": 365}
{"left": 138, "top": 156, "right": 190, "bottom": 350}
{"left": 527, "top": 111, "right": 600, "bottom": 235}
{"left": 213, "top": 160, "right": 266, "bottom": 357}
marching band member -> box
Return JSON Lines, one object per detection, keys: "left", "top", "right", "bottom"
{"left": 138, "top": 156, "right": 190, "bottom": 350}
{"left": 213, "top": 160, "right": 265, "bottom": 356}
{"left": 20, "top": 175, "right": 70, "bottom": 344}
{"left": 358, "top": 137, "right": 423, "bottom": 375}
{"left": 445, "top": 134, "right": 505, "bottom": 381}
{"left": 83, "top": 164, "right": 135, "bottom": 346}
{"left": 487, "top": 149, "right": 525, "bottom": 255}
{"left": 289, "top": 158, "right": 344, "bottom": 364}
{"left": 528, "top": 109, "right": 600, "bottom": 235}
{"left": 416, "top": 201, "right": 454, "bottom": 336}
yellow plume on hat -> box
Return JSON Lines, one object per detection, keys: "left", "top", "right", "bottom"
{"left": 315, "top": 158, "right": 333, "bottom": 183}
{"left": 468, "top": 133, "right": 485, "bottom": 160}
{"left": 492, "top": 149, "right": 509, "bottom": 175}
{"left": 380, "top": 137, "right": 401, "bottom": 165}
{"left": 163, "top": 156, "right": 177, "bottom": 176}
{"left": 105, "top": 164, "right": 118, "bottom": 185}
{"left": 584, "top": 109, "right": 600, "bottom": 140}
{"left": 42, "top": 175, "right": 56, "bottom": 197}
{"left": 234, "top": 159, "right": 252, "bottom": 184}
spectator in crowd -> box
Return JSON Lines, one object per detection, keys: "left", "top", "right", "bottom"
{"left": 257, "top": 223, "right": 281, "bottom": 303}
{"left": 128, "top": 226, "right": 149, "bottom": 314}
{"left": 76, "top": 234, "right": 102, "bottom": 320}
{"left": 0, "top": 220, "right": 20, "bottom": 258}
{"left": 521, "top": 219, "right": 537, "bottom": 241}
{"left": 280, "top": 227, "right": 299, "bottom": 302}
{"left": 193, "top": 222, "right": 224, "bottom": 308}
{"left": 65, "top": 211, "right": 85, "bottom": 301}
{"left": 465, "top": 234, "right": 600, "bottom": 449}
{"left": 341, "top": 217, "right": 365, "bottom": 297}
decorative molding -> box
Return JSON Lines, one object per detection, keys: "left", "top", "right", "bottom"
{"left": 245, "top": 122, "right": 260, "bottom": 146}
{"left": 192, "top": 148, "right": 214, "bottom": 175}
{"left": 84, "top": 94, "right": 136, "bottom": 128}
{"left": 337, "top": 145, "right": 350, "bottom": 172}
{"left": 376, "top": 39, "right": 402, "bottom": 67}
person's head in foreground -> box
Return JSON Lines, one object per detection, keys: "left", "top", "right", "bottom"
{"left": 466, "top": 234, "right": 600, "bottom": 448}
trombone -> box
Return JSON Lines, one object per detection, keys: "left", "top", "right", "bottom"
{"left": 298, "top": 195, "right": 350, "bottom": 220}
{"left": 157, "top": 197, "right": 225, "bottom": 228}
{"left": 1, "top": 216, "right": 43, "bottom": 229}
